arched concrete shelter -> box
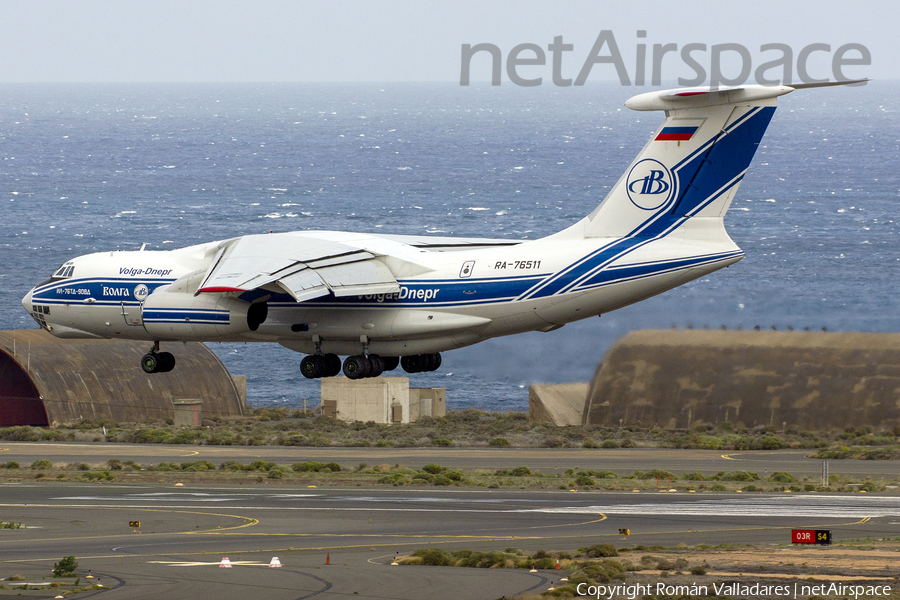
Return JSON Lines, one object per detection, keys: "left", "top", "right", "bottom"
{"left": 0, "top": 330, "right": 245, "bottom": 426}
{"left": 583, "top": 329, "right": 900, "bottom": 430}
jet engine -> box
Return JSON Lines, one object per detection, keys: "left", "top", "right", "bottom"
{"left": 141, "top": 285, "right": 267, "bottom": 340}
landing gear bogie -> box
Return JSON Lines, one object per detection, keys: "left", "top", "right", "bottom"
{"left": 300, "top": 351, "right": 440, "bottom": 379}
{"left": 141, "top": 347, "right": 175, "bottom": 374}
{"left": 301, "top": 353, "right": 343, "bottom": 379}
{"left": 401, "top": 352, "right": 442, "bottom": 374}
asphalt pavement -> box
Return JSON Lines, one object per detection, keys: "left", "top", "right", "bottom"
{"left": 0, "top": 481, "right": 897, "bottom": 599}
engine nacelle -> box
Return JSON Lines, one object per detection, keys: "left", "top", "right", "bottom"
{"left": 141, "top": 286, "right": 266, "bottom": 340}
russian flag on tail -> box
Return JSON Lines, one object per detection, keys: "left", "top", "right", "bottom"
{"left": 655, "top": 126, "right": 698, "bottom": 141}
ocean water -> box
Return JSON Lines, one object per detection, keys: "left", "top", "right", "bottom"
{"left": 1, "top": 82, "right": 897, "bottom": 411}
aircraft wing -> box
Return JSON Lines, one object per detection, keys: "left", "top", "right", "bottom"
{"left": 196, "top": 233, "right": 400, "bottom": 302}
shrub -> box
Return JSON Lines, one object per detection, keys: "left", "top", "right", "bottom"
{"left": 431, "top": 438, "right": 452, "bottom": 447}
{"left": 636, "top": 469, "right": 675, "bottom": 481}
{"left": 691, "top": 565, "right": 707, "bottom": 575}
{"left": 601, "top": 440, "right": 619, "bottom": 448}
{"left": 443, "top": 470, "right": 463, "bottom": 482}
{"left": 219, "top": 460, "right": 246, "bottom": 471}
{"left": 247, "top": 460, "right": 277, "bottom": 472}
{"left": 292, "top": 461, "right": 324, "bottom": 472}
{"left": 180, "top": 461, "right": 216, "bottom": 472}
{"left": 2, "top": 461, "right": 20, "bottom": 469}
{"left": 575, "top": 474, "right": 596, "bottom": 486}
{"left": 80, "top": 471, "right": 114, "bottom": 482}
{"left": 0, "top": 426, "right": 42, "bottom": 441}
{"left": 31, "top": 459, "right": 52, "bottom": 470}
{"left": 768, "top": 471, "right": 798, "bottom": 483}
{"left": 510, "top": 466, "right": 531, "bottom": 477}
{"left": 267, "top": 468, "right": 284, "bottom": 479}
{"left": 412, "top": 548, "right": 451, "bottom": 566}
{"left": 379, "top": 473, "right": 408, "bottom": 486}
{"left": 681, "top": 472, "right": 706, "bottom": 481}
{"left": 455, "top": 550, "right": 509, "bottom": 568}
{"left": 751, "top": 435, "right": 783, "bottom": 450}
{"left": 433, "top": 475, "right": 452, "bottom": 486}
{"left": 583, "top": 543, "right": 618, "bottom": 558}
{"left": 422, "top": 464, "right": 444, "bottom": 475}
{"left": 721, "top": 470, "right": 759, "bottom": 482}
{"left": 489, "top": 437, "right": 510, "bottom": 447}
{"left": 52, "top": 556, "right": 78, "bottom": 577}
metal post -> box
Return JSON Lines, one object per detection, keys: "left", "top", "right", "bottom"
{"left": 822, "top": 460, "right": 829, "bottom": 487}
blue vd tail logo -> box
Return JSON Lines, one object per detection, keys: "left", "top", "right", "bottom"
{"left": 626, "top": 159, "right": 675, "bottom": 210}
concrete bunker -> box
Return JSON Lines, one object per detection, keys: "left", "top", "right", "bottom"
{"left": 0, "top": 330, "right": 245, "bottom": 426}
{"left": 583, "top": 329, "right": 900, "bottom": 430}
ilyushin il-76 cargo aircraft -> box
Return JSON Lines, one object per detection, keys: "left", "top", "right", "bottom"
{"left": 22, "top": 81, "right": 862, "bottom": 379}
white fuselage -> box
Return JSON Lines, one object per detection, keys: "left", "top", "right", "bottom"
{"left": 22, "top": 223, "right": 742, "bottom": 357}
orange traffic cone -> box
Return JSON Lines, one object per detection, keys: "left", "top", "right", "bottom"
{"left": 555, "top": 558, "right": 560, "bottom": 570}
{"left": 269, "top": 557, "right": 282, "bottom": 568}
{"left": 325, "top": 553, "right": 330, "bottom": 565}
{"left": 219, "top": 557, "right": 232, "bottom": 568}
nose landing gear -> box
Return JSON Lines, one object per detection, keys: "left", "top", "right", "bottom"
{"left": 141, "top": 342, "right": 175, "bottom": 374}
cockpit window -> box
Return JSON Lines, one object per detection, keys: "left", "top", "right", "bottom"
{"left": 52, "top": 263, "right": 75, "bottom": 279}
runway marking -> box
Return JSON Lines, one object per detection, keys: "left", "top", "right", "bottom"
{"left": 522, "top": 497, "right": 900, "bottom": 518}
{"left": 149, "top": 560, "right": 266, "bottom": 567}
{"left": 0, "top": 505, "right": 257, "bottom": 543}
{"left": 196, "top": 513, "right": 608, "bottom": 538}
{"left": 721, "top": 453, "right": 741, "bottom": 460}
{"left": 1, "top": 516, "right": 878, "bottom": 565}
{"left": 180, "top": 450, "right": 200, "bottom": 457}
{"left": 0, "top": 448, "right": 8, "bottom": 452}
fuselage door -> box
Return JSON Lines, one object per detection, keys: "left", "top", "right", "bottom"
{"left": 121, "top": 300, "right": 144, "bottom": 326}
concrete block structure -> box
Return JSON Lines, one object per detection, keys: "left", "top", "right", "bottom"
{"left": 410, "top": 387, "right": 446, "bottom": 421}
{"left": 528, "top": 383, "right": 589, "bottom": 425}
{"left": 320, "top": 377, "right": 445, "bottom": 424}
{"left": 173, "top": 400, "right": 203, "bottom": 428}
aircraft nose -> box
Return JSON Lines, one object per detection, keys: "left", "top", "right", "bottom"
{"left": 21, "top": 288, "right": 33, "bottom": 313}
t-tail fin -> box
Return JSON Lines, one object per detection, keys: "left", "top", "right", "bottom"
{"left": 564, "top": 81, "right": 864, "bottom": 240}
{"left": 580, "top": 84, "right": 792, "bottom": 239}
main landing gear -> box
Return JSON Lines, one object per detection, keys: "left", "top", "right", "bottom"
{"left": 300, "top": 335, "right": 442, "bottom": 380}
{"left": 400, "top": 353, "right": 441, "bottom": 374}
{"left": 300, "top": 353, "right": 342, "bottom": 379}
{"left": 141, "top": 341, "right": 175, "bottom": 374}
{"left": 299, "top": 351, "right": 441, "bottom": 380}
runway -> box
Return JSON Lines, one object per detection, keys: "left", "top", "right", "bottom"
{"left": 0, "top": 482, "right": 897, "bottom": 599}
{"left": 1, "top": 443, "right": 897, "bottom": 479}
